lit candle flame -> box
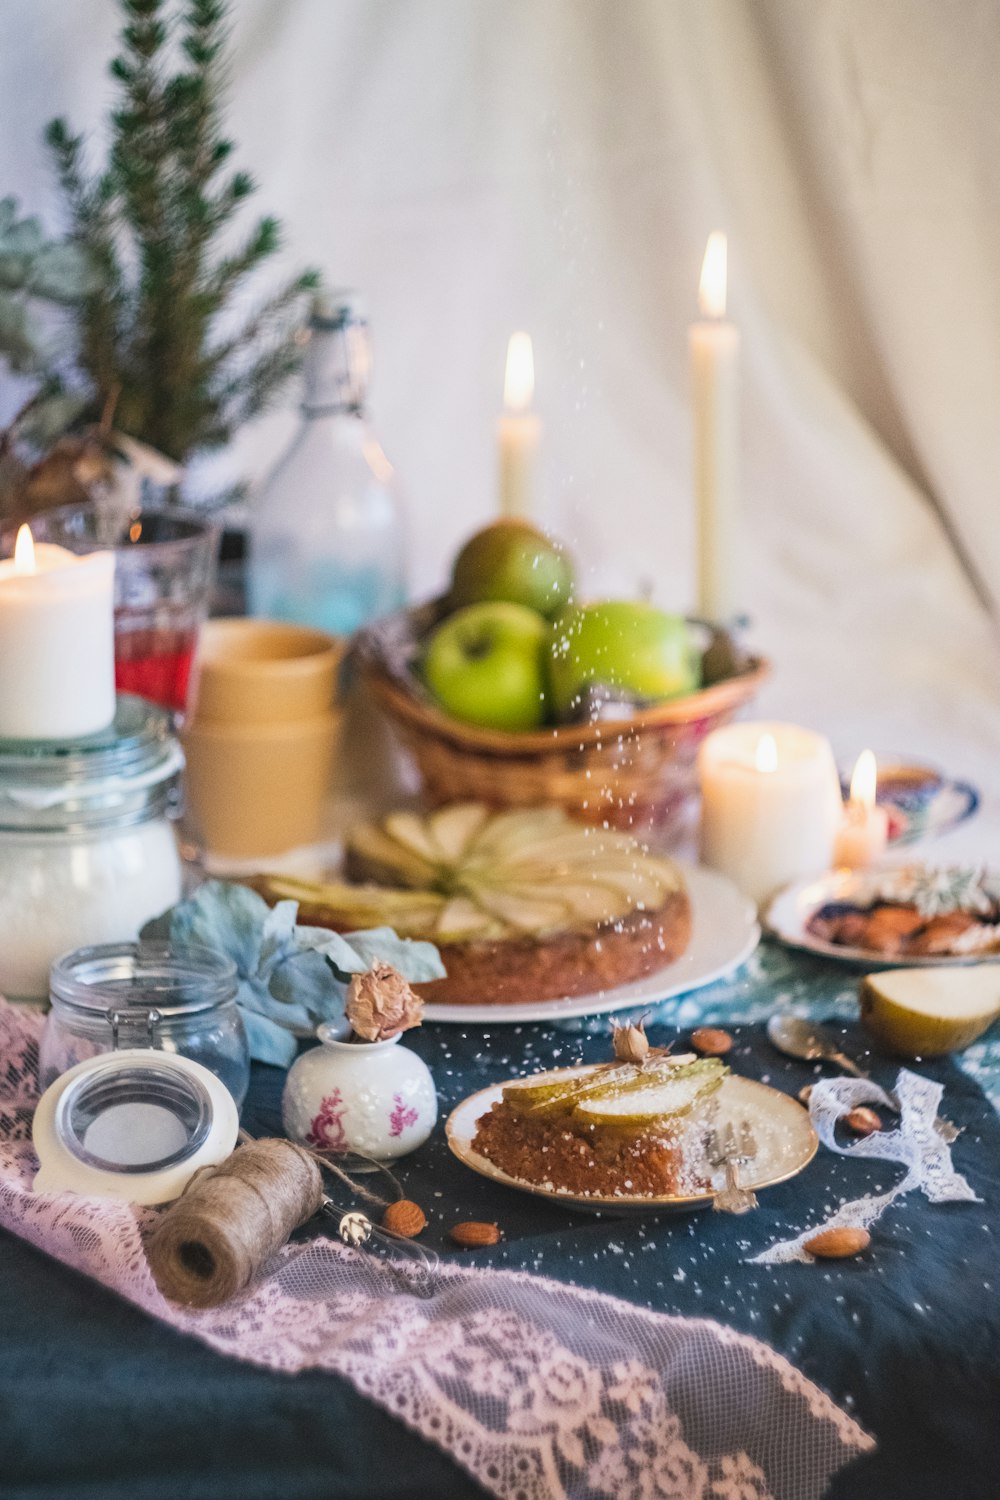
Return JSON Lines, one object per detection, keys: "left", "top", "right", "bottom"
{"left": 698, "top": 231, "right": 728, "bottom": 319}
{"left": 755, "top": 732, "right": 778, "bottom": 774}
{"left": 849, "top": 749, "right": 877, "bottom": 811}
{"left": 13, "top": 523, "right": 36, "bottom": 576}
{"left": 504, "top": 331, "right": 534, "bottom": 412}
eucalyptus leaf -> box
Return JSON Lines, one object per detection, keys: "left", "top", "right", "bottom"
{"left": 142, "top": 880, "right": 443, "bottom": 1066}
{"left": 239, "top": 1008, "right": 299, "bottom": 1069}
{"left": 340, "top": 927, "right": 447, "bottom": 984}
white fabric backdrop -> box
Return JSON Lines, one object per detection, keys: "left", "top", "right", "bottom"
{"left": 2, "top": 0, "right": 999, "bottom": 853}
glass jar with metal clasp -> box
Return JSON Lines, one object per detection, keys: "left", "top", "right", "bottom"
{"left": 41, "top": 940, "right": 250, "bottom": 1106}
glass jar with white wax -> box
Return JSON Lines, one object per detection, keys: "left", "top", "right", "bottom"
{"left": 0, "top": 696, "right": 184, "bottom": 1001}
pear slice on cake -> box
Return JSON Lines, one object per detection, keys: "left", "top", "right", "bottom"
{"left": 860, "top": 965, "right": 1000, "bottom": 1056}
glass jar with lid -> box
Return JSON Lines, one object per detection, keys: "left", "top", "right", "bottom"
{"left": 42, "top": 940, "right": 249, "bottom": 1106}
{"left": 0, "top": 695, "right": 184, "bottom": 1001}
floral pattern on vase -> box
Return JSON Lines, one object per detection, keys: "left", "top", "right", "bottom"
{"left": 389, "top": 1093, "right": 420, "bottom": 1138}
{"left": 306, "top": 1088, "right": 347, "bottom": 1152}
{"left": 283, "top": 1028, "right": 437, "bottom": 1161}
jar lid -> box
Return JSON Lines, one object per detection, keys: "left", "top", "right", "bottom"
{"left": 32, "top": 1049, "right": 240, "bottom": 1205}
{"left": 0, "top": 694, "right": 183, "bottom": 830}
{"left": 50, "top": 940, "right": 239, "bottom": 1019}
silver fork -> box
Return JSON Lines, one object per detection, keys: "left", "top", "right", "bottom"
{"left": 706, "top": 1121, "right": 759, "bottom": 1214}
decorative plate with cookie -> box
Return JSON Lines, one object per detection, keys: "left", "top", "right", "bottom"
{"left": 766, "top": 864, "right": 1000, "bottom": 967}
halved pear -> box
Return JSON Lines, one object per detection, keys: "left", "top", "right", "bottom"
{"left": 860, "top": 965, "right": 1000, "bottom": 1057}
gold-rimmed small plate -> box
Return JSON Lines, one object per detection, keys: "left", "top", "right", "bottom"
{"left": 445, "top": 1072, "right": 817, "bottom": 1216}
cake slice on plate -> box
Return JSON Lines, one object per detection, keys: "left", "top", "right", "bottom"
{"left": 471, "top": 1053, "right": 726, "bottom": 1197}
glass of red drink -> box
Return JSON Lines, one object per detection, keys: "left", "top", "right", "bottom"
{"left": 8, "top": 504, "right": 220, "bottom": 717}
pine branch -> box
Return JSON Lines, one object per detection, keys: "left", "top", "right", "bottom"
{"left": 44, "top": 0, "right": 315, "bottom": 464}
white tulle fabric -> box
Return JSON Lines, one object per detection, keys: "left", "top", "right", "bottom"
{"left": 0, "top": 1002, "right": 872, "bottom": 1500}
{"left": 752, "top": 1070, "right": 979, "bottom": 1265}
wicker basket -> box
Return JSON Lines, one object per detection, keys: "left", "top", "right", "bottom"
{"left": 358, "top": 601, "right": 769, "bottom": 836}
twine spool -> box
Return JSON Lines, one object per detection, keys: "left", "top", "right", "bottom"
{"left": 147, "top": 1138, "right": 324, "bottom": 1308}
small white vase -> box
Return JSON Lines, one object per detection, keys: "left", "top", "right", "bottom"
{"left": 282, "top": 1024, "right": 438, "bottom": 1161}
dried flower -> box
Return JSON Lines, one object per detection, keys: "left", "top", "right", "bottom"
{"left": 612, "top": 1019, "right": 650, "bottom": 1064}
{"left": 346, "top": 962, "right": 424, "bottom": 1042}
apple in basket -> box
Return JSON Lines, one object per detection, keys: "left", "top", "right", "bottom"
{"left": 448, "top": 518, "right": 574, "bottom": 619}
{"left": 422, "top": 600, "right": 549, "bottom": 731}
{"left": 547, "top": 601, "right": 701, "bottom": 718}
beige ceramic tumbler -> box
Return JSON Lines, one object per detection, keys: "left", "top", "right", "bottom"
{"left": 182, "top": 619, "right": 344, "bottom": 858}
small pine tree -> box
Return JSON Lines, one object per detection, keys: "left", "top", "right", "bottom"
{"left": 46, "top": 0, "right": 318, "bottom": 467}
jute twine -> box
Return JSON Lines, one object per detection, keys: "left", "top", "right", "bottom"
{"left": 147, "top": 1138, "right": 324, "bottom": 1309}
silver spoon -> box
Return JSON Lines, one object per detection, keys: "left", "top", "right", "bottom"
{"left": 766, "top": 1015, "right": 960, "bottom": 1142}
{"left": 767, "top": 1016, "right": 870, "bottom": 1077}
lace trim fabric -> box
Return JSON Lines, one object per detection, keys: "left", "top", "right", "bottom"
{"left": 0, "top": 1001, "right": 872, "bottom": 1500}
{"left": 752, "top": 1069, "right": 979, "bottom": 1264}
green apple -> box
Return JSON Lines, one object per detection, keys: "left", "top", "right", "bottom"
{"left": 547, "top": 601, "right": 700, "bottom": 716}
{"left": 449, "top": 520, "right": 574, "bottom": 619}
{"left": 422, "top": 602, "right": 549, "bottom": 731}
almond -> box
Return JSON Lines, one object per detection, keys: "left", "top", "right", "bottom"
{"left": 798, "top": 1085, "right": 814, "bottom": 1106}
{"left": 843, "top": 1107, "right": 882, "bottom": 1137}
{"left": 691, "top": 1027, "right": 733, "bottom": 1057}
{"left": 382, "top": 1199, "right": 427, "bottom": 1238}
{"left": 449, "top": 1220, "right": 502, "bottom": 1248}
{"left": 804, "top": 1226, "right": 871, "bottom": 1259}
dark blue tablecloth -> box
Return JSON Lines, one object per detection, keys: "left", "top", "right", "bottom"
{"left": 2, "top": 943, "right": 999, "bottom": 1499}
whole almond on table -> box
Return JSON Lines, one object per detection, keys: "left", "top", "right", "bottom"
{"left": 804, "top": 1227, "right": 871, "bottom": 1259}
{"left": 449, "top": 1221, "right": 502, "bottom": 1248}
{"left": 843, "top": 1107, "right": 882, "bottom": 1137}
{"left": 691, "top": 1027, "right": 733, "bottom": 1056}
{"left": 382, "top": 1200, "right": 427, "bottom": 1238}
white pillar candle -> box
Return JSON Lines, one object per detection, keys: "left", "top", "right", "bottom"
{"left": 691, "top": 232, "right": 741, "bottom": 622}
{"left": 497, "top": 331, "right": 541, "bottom": 518}
{"left": 0, "top": 524, "right": 116, "bottom": 740}
{"left": 834, "top": 749, "right": 890, "bottom": 869}
{"left": 699, "top": 721, "right": 843, "bottom": 907}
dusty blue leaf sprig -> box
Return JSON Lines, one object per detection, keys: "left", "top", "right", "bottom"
{"left": 142, "top": 881, "right": 446, "bottom": 1067}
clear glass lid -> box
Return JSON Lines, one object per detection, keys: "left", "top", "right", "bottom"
{"left": 0, "top": 694, "right": 183, "bottom": 830}
{"left": 55, "top": 1058, "right": 213, "bottom": 1174}
{"left": 50, "top": 940, "right": 239, "bottom": 1019}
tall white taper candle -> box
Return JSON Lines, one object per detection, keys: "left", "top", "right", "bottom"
{"left": 691, "top": 232, "right": 741, "bottom": 622}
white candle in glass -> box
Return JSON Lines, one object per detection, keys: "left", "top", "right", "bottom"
{"left": 691, "top": 232, "right": 740, "bottom": 622}
{"left": 834, "top": 749, "right": 890, "bottom": 869}
{"left": 699, "top": 721, "right": 843, "bottom": 907}
{"left": 497, "top": 331, "right": 541, "bottom": 518}
{"left": 0, "top": 524, "right": 116, "bottom": 740}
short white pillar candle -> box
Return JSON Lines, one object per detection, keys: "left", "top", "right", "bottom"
{"left": 834, "top": 749, "right": 890, "bottom": 869}
{"left": 0, "top": 524, "right": 116, "bottom": 740}
{"left": 698, "top": 721, "right": 843, "bottom": 907}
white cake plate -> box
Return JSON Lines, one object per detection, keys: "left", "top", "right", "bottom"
{"left": 422, "top": 865, "right": 760, "bottom": 1025}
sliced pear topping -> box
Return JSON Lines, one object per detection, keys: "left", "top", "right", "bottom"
{"left": 384, "top": 812, "right": 446, "bottom": 866}
{"left": 429, "top": 803, "right": 490, "bottom": 862}
{"left": 574, "top": 1060, "right": 725, "bottom": 1125}
{"left": 434, "top": 895, "right": 502, "bottom": 942}
{"left": 265, "top": 803, "right": 687, "bottom": 948}
{"left": 468, "top": 884, "right": 574, "bottom": 936}
{"left": 346, "top": 822, "right": 438, "bottom": 888}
